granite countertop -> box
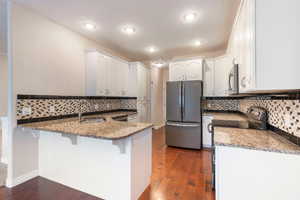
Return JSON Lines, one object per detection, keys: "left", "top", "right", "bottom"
{"left": 214, "top": 127, "right": 300, "bottom": 154}
{"left": 18, "top": 112, "right": 153, "bottom": 140}
{"left": 203, "top": 112, "right": 249, "bottom": 122}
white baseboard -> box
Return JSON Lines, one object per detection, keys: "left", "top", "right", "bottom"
{"left": 9, "top": 170, "right": 39, "bottom": 187}
{"left": 203, "top": 144, "right": 212, "bottom": 149}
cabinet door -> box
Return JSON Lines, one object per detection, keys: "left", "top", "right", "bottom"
{"left": 137, "top": 63, "right": 151, "bottom": 122}
{"left": 96, "top": 55, "right": 107, "bottom": 96}
{"left": 185, "top": 60, "right": 203, "bottom": 80}
{"left": 85, "top": 52, "right": 98, "bottom": 96}
{"left": 231, "top": 0, "right": 255, "bottom": 93}
{"left": 106, "top": 57, "right": 118, "bottom": 96}
{"left": 214, "top": 56, "right": 232, "bottom": 96}
{"left": 203, "top": 59, "right": 215, "bottom": 96}
{"left": 238, "top": 0, "right": 249, "bottom": 92}
{"left": 169, "top": 62, "right": 185, "bottom": 81}
{"left": 116, "top": 61, "right": 128, "bottom": 96}
{"left": 128, "top": 63, "right": 138, "bottom": 97}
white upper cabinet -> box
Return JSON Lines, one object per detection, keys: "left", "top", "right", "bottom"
{"left": 86, "top": 51, "right": 136, "bottom": 97}
{"left": 213, "top": 55, "right": 233, "bottom": 96}
{"left": 229, "top": 0, "right": 300, "bottom": 92}
{"left": 203, "top": 59, "right": 215, "bottom": 96}
{"left": 96, "top": 54, "right": 108, "bottom": 96}
{"left": 128, "top": 63, "right": 138, "bottom": 97}
{"left": 169, "top": 59, "right": 203, "bottom": 81}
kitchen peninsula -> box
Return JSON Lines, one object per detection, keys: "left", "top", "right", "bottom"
{"left": 19, "top": 111, "right": 153, "bottom": 200}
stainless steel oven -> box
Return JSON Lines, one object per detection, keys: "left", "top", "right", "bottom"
{"left": 228, "top": 64, "right": 239, "bottom": 95}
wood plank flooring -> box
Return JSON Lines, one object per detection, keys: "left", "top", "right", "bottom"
{"left": 0, "top": 127, "right": 215, "bottom": 200}
{"left": 139, "top": 127, "right": 215, "bottom": 200}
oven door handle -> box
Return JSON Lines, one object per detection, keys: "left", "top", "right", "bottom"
{"left": 166, "top": 122, "right": 200, "bottom": 127}
{"left": 207, "top": 123, "right": 213, "bottom": 133}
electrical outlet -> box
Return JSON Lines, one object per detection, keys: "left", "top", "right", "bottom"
{"left": 95, "top": 104, "right": 99, "bottom": 110}
{"left": 22, "top": 107, "right": 32, "bottom": 116}
{"left": 285, "top": 114, "right": 292, "bottom": 127}
{"left": 50, "top": 106, "right": 55, "bottom": 113}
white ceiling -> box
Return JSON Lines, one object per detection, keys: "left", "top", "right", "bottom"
{"left": 14, "top": 0, "right": 240, "bottom": 61}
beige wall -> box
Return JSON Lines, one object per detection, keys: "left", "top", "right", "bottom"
{"left": 10, "top": 3, "right": 129, "bottom": 182}
{"left": 12, "top": 3, "right": 128, "bottom": 96}
{"left": 0, "top": 55, "right": 7, "bottom": 116}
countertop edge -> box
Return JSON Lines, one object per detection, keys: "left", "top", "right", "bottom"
{"left": 18, "top": 124, "right": 154, "bottom": 140}
{"left": 215, "top": 142, "right": 300, "bottom": 155}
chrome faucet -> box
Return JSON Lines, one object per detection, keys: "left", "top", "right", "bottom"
{"left": 78, "top": 112, "right": 83, "bottom": 122}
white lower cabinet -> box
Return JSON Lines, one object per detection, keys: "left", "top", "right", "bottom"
{"left": 202, "top": 115, "right": 213, "bottom": 148}
{"left": 215, "top": 146, "right": 300, "bottom": 200}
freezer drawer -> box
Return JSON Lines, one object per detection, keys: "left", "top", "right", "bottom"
{"left": 166, "top": 122, "right": 202, "bottom": 149}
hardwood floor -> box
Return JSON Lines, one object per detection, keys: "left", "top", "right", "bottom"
{"left": 0, "top": 177, "right": 101, "bottom": 200}
{"left": 139, "top": 127, "right": 215, "bottom": 200}
{"left": 0, "top": 127, "right": 214, "bottom": 200}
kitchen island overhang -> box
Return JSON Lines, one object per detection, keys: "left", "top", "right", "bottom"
{"left": 18, "top": 113, "right": 153, "bottom": 200}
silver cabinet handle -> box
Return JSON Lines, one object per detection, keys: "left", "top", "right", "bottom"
{"left": 167, "top": 122, "right": 200, "bottom": 127}
{"left": 241, "top": 76, "right": 247, "bottom": 88}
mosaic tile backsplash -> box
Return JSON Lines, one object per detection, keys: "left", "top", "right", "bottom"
{"left": 204, "top": 98, "right": 300, "bottom": 137}
{"left": 203, "top": 99, "right": 240, "bottom": 111}
{"left": 17, "top": 97, "right": 137, "bottom": 121}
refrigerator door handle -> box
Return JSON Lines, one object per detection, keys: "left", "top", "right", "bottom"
{"left": 166, "top": 122, "right": 201, "bottom": 127}
{"left": 178, "top": 84, "right": 182, "bottom": 116}
{"left": 182, "top": 83, "right": 185, "bottom": 119}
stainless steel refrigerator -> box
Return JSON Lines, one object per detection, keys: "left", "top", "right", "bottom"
{"left": 166, "top": 80, "right": 203, "bottom": 149}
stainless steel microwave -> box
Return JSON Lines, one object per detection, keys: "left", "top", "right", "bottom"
{"left": 228, "top": 64, "right": 239, "bottom": 95}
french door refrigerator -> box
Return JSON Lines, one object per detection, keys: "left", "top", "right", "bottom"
{"left": 166, "top": 80, "right": 203, "bottom": 149}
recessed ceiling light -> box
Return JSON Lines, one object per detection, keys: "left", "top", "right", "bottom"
{"left": 122, "top": 26, "right": 136, "bottom": 35}
{"left": 152, "top": 59, "right": 168, "bottom": 68}
{"left": 84, "top": 23, "right": 97, "bottom": 31}
{"left": 194, "top": 40, "right": 202, "bottom": 46}
{"left": 147, "top": 46, "right": 157, "bottom": 53}
{"left": 183, "top": 12, "right": 198, "bottom": 23}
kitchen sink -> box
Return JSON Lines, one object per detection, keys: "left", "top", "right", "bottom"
{"left": 80, "top": 117, "right": 106, "bottom": 124}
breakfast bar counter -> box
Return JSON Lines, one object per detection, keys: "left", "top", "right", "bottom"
{"left": 18, "top": 111, "right": 153, "bottom": 200}
{"left": 19, "top": 112, "right": 152, "bottom": 140}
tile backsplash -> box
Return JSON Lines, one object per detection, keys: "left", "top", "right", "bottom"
{"left": 204, "top": 97, "right": 300, "bottom": 137}
{"left": 204, "top": 99, "right": 240, "bottom": 111}
{"left": 17, "top": 95, "right": 137, "bottom": 122}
